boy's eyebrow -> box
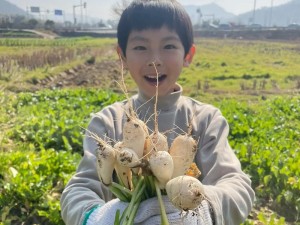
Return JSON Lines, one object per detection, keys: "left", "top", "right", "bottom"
{"left": 128, "top": 35, "right": 181, "bottom": 43}
{"left": 162, "top": 35, "right": 181, "bottom": 42}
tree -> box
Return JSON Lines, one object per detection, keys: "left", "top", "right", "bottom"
{"left": 44, "top": 20, "right": 55, "bottom": 30}
{"left": 111, "top": 0, "right": 130, "bottom": 18}
{"left": 12, "top": 15, "right": 27, "bottom": 29}
{"left": 0, "top": 16, "right": 12, "bottom": 28}
{"left": 27, "top": 19, "right": 38, "bottom": 29}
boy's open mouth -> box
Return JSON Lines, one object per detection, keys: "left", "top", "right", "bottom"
{"left": 144, "top": 74, "right": 167, "bottom": 84}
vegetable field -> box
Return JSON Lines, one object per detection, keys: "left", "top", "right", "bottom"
{"left": 0, "top": 37, "right": 300, "bottom": 225}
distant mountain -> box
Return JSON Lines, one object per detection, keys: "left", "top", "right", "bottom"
{"left": 0, "top": 0, "right": 26, "bottom": 15}
{"left": 184, "top": 0, "right": 299, "bottom": 27}
{"left": 184, "top": 3, "right": 235, "bottom": 25}
{"left": 231, "top": 0, "right": 300, "bottom": 26}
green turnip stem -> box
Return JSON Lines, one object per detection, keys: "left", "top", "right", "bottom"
{"left": 126, "top": 182, "right": 146, "bottom": 224}
{"left": 149, "top": 175, "right": 156, "bottom": 197}
{"left": 114, "top": 210, "right": 121, "bottom": 225}
{"left": 109, "top": 186, "right": 129, "bottom": 202}
{"left": 144, "top": 175, "right": 156, "bottom": 198}
{"left": 111, "top": 182, "right": 132, "bottom": 197}
{"left": 109, "top": 182, "right": 132, "bottom": 202}
{"left": 121, "top": 176, "right": 145, "bottom": 224}
{"left": 154, "top": 179, "right": 170, "bottom": 225}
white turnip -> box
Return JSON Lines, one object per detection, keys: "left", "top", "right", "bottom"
{"left": 166, "top": 175, "right": 205, "bottom": 211}
{"left": 149, "top": 150, "right": 174, "bottom": 189}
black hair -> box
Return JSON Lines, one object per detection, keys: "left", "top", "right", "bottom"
{"left": 117, "top": 0, "right": 194, "bottom": 57}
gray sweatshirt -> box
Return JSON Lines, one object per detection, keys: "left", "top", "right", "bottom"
{"left": 60, "top": 85, "right": 255, "bottom": 225}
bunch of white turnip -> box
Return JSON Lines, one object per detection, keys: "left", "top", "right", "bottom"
{"left": 90, "top": 63, "right": 205, "bottom": 225}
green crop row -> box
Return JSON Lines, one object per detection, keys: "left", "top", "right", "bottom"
{"left": 0, "top": 89, "right": 123, "bottom": 225}
{"left": 0, "top": 37, "right": 115, "bottom": 48}
{"left": 216, "top": 97, "right": 300, "bottom": 222}
{"left": 0, "top": 148, "right": 81, "bottom": 225}
{"left": 6, "top": 88, "right": 123, "bottom": 152}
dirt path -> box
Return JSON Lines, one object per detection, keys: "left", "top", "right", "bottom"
{"left": 23, "top": 29, "right": 59, "bottom": 39}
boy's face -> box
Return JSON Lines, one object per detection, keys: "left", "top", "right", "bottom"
{"left": 121, "top": 26, "right": 194, "bottom": 98}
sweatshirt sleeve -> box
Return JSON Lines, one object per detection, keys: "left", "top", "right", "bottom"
{"left": 195, "top": 107, "right": 255, "bottom": 225}
{"left": 60, "top": 113, "right": 115, "bottom": 225}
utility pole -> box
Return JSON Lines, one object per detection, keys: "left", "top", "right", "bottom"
{"left": 251, "top": 0, "right": 257, "bottom": 24}
{"left": 73, "top": 5, "right": 77, "bottom": 26}
{"left": 84, "top": 2, "right": 87, "bottom": 25}
{"left": 197, "top": 8, "right": 202, "bottom": 28}
{"left": 73, "top": 1, "right": 87, "bottom": 29}
{"left": 269, "top": 0, "right": 274, "bottom": 27}
{"left": 26, "top": 6, "right": 29, "bottom": 19}
{"left": 80, "top": 0, "right": 83, "bottom": 28}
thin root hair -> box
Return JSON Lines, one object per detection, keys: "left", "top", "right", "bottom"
{"left": 81, "top": 126, "right": 108, "bottom": 146}
{"left": 187, "top": 107, "right": 197, "bottom": 136}
{"left": 116, "top": 53, "right": 138, "bottom": 119}
{"left": 172, "top": 123, "right": 188, "bottom": 136}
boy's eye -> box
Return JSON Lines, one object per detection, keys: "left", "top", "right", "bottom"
{"left": 133, "top": 46, "right": 146, "bottom": 50}
{"left": 164, "top": 44, "right": 177, "bottom": 49}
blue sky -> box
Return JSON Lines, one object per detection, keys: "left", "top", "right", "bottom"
{"left": 7, "top": 0, "right": 292, "bottom": 20}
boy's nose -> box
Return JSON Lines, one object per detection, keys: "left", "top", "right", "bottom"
{"left": 147, "top": 59, "right": 162, "bottom": 67}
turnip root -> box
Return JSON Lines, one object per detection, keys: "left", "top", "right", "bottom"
{"left": 114, "top": 142, "right": 133, "bottom": 189}
{"left": 145, "top": 131, "right": 169, "bottom": 155}
{"left": 123, "top": 115, "right": 149, "bottom": 159}
{"left": 120, "top": 108, "right": 148, "bottom": 175}
{"left": 84, "top": 129, "right": 117, "bottom": 186}
{"left": 117, "top": 55, "right": 149, "bottom": 160}
{"left": 149, "top": 150, "right": 174, "bottom": 189}
{"left": 166, "top": 175, "right": 205, "bottom": 211}
{"left": 96, "top": 141, "right": 116, "bottom": 186}
{"left": 169, "top": 134, "right": 197, "bottom": 178}
{"left": 146, "top": 63, "right": 173, "bottom": 190}
{"left": 117, "top": 147, "right": 141, "bottom": 169}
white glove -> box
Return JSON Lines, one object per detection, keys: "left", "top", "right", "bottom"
{"left": 85, "top": 198, "right": 128, "bottom": 225}
{"left": 134, "top": 196, "right": 178, "bottom": 224}
{"left": 86, "top": 196, "right": 213, "bottom": 225}
{"left": 135, "top": 196, "right": 213, "bottom": 225}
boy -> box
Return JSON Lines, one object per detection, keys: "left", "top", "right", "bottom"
{"left": 60, "top": 0, "right": 255, "bottom": 224}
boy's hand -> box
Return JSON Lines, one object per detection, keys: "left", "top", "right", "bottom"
{"left": 134, "top": 196, "right": 178, "bottom": 222}
{"left": 135, "top": 196, "right": 213, "bottom": 225}
{"left": 85, "top": 198, "right": 128, "bottom": 225}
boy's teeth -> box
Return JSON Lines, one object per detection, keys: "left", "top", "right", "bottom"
{"left": 146, "top": 75, "right": 161, "bottom": 78}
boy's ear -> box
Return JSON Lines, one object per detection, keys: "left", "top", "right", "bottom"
{"left": 183, "top": 44, "right": 196, "bottom": 67}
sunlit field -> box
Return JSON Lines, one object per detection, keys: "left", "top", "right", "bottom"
{"left": 0, "top": 37, "right": 299, "bottom": 225}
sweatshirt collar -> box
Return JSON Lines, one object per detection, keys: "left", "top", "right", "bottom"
{"left": 136, "top": 84, "right": 182, "bottom": 111}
